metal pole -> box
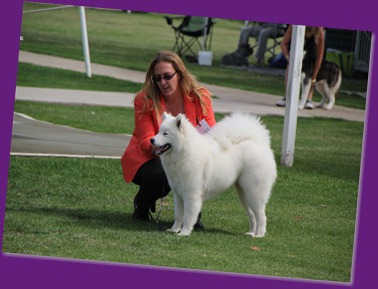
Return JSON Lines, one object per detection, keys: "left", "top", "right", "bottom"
{"left": 202, "top": 17, "right": 209, "bottom": 51}
{"left": 79, "top": 6, "right": 91, "bottom": 78}
{"left": 281, "top": 25, "right": 305, "bottom": 167}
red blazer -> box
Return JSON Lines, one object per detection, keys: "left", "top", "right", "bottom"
{"left": 121, "top": 89, "right": 216, "bottom": 183}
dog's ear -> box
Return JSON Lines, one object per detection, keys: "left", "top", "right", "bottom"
{"left": 176, "top": 114, "right": 183, "bottom": 129}
{"left": 162, "top": 112, "right": 169, "bottom": 120}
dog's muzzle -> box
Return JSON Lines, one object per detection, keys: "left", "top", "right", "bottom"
{"left": 150, "top": 138, "right": 171, "bottom": 156}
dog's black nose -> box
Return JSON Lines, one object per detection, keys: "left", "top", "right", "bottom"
{"left": 150, "top": 138, "right": 155, "bottom": 144}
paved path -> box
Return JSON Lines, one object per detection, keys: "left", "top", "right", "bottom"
{"left": 12, "top": 113, "right": 130, "bottom": 159}
{"left": 11, "top": 51, "right": 366, "bottom": 159}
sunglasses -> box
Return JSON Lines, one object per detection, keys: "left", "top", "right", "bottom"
{"left": 153, "top": 71, "right": 177, "bottom": 83}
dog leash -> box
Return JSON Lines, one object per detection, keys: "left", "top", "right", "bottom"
{"left": 154, "top": 177, "right": 167, "bottom": 231}
{"left": 155, "top": 198, "right": 165, "bottom": 231}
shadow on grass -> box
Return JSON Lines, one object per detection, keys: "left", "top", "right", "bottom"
{"left": 10, "top": 206, "right": 167, "bottom": 232}
{"left": 9, "top": 205, "right": 239, "bottom": 236}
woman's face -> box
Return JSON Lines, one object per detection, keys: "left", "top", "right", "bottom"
{"left": 153, "top": 61, "right": 180, "bottom": 98}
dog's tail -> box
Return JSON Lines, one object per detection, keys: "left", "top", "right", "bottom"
{"left": 210, "top": 113, "right": 272, "bottom": 148}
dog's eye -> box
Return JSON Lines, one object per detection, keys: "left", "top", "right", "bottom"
{"left": 163, "top": 132, "right": 168, "bottom": 136}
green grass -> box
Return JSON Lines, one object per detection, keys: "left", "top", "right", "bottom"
{"left": 4, "top": 104, "right": 362, "bottom": 282}
{"left": 14, "top": 100, "right": 136, "bottom": 134}
{"left": 17, "top": 63, "right": 141, "bottom": 93}
{"left": 19, "top": 3, "right": 368, "bottom": 109}
{"left": 4, "top": 159, "right": 357, "bottom": 279}
{"left": 20, "top": 4, "right": 245, "bottom": 70}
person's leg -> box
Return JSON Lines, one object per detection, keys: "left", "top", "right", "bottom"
{"left": 132, "top": 158, "right": 205, "bottom": 227}
{"left": 238, "top": 26, "right": 262, "bottom": 47}
{"left": 303, "top": 58, "right": 316, "bottom": 109}
{"left": 132, "top": 158, "right": 170, "bottom": 220}
{"left": 276, "top": 66, "right": 289, "bottom": 106}
{"left": 255, "top": 28, "right": 273, "bottom": 64}
{"left": 305, "top": 86, "right": 315, "bottom": 109}
{"left": 238, "top": 26, "right": 253, "bottom": 47}
{"left": 132, "top": 158, "right": 205, "bottom": 228}
{"left": 256, "top": 27, "right": 286, "bottom": 66}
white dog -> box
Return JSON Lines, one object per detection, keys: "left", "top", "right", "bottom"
{"left": 151, "top": 112, "right": 277, "bottom": 237}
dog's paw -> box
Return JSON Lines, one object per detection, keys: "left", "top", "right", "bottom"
{"left": 167, "top": 222, "right": 183, "bottom": 233}
{"left": 166, "top": 228, "right": 181, "bottom": 234}
{"left": 245, "top": 232, "right": 266, "bottom": 238}
{"left": 177, "top": 231, "right": 191, "bottom": 236}
{"left": 177, "top": 227, "right": 193, "bottom": 236}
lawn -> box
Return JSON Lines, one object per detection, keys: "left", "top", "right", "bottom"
{"left": 3, "top": 104, "right": 363, "bottom": 282}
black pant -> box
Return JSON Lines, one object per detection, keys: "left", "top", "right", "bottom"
{"left": 132, "top": 158, "right": 171, "bottom": 210}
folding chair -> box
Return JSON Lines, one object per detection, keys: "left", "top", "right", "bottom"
{"left": 246, "top": 22, "right": 286, "bottom": 57}
{"left": 164, "top": 16, "right": 215, "bottom": 61}
{"left": 265, "top": 24, "right": 287, "bottom": 57}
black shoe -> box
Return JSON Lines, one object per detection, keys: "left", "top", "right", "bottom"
{"left": 194, "top": 219, "right": 205, "bottom": 230}
{"left": 132, "top": 202, "right": 151, "bottom": 222}
{"left": 150, "top": 201, "right": 156, "bottom": 213}
{"left": 194, "top": 212, "right": 205, "bottom": 230}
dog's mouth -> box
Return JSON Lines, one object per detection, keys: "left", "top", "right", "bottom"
{"left": 155, "top": 144, "right": 171, "bottom": 156}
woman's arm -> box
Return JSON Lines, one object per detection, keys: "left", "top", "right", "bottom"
{"left": 280, "top": 25, "right": 292, "bottom": 61}
{"left": 202, "top": 92, "right": 216, "bottom": 127}
{"left": 133, "top": 95, "right": 158, "bottom": 155}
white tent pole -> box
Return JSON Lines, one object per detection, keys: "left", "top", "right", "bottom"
{"left": 79, "top": 6, "right": 91, "bottom": 78}
{"left": 281, "top": 25, "right": 305, "bottom": 166}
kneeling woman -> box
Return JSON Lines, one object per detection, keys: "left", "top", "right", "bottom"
{"left": 121, "top": 51, "right": 216, "bottom": 227}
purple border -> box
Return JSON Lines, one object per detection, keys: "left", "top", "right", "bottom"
{"left": 1, "top": 0, "right": 377, "bottom": 288}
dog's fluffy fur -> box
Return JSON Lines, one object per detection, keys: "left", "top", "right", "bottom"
{"left": 151, "top": 112, "right": 277, "bottom": 237}
{"left": 299, "top": 55, "right": 342, "bottom": 110}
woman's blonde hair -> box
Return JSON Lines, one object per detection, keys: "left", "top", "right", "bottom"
{"left": 305, "top": 26, "right": 322, "bottom": 44}
{"left": 138, "top": 50, "right": 211, "bottom": 117}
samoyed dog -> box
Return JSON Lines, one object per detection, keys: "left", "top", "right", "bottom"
{"left": 150, "top": 112, "right": 277, "bottom": 237}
